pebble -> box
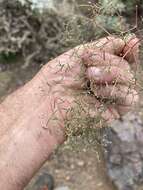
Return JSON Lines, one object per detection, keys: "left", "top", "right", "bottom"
{"left": 55, "top": 186, "right": 70, "bottom": 190}
{"left": 70, "top": 164, "right": 75, "bottom": 169}
{"left": 55, "top": 169, "right": 60, "bottom": 174}
{"left": 65, "top": 175, "right": 71, "bottom": 181}
{"left": 77, "top": 160, "right": 85, "bottom": 167}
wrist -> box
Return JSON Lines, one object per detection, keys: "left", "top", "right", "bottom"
{"left": 0, "top": 106, "right": 65, "bottom": 190}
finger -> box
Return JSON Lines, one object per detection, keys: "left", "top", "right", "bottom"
{"left": 89, "top": 36, "right": 125, "bottom": 55}
{"left": 80, "top": 94, "right": 120, "bottom": 124}
{"left": 122, "top": 36, "right": 140, "bottom": 65}
{"left": 91, "top": 84, "right": 138, "bottom": 107}
{"left": 82, "top": 50, "right": 130, "bottom": 69}
{"left": 87, "top": 66, "right": 134, "bottom": 85}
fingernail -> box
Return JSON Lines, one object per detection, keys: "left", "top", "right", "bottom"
{"left": 87, "top": 67, "right": 101, "bottom": 79}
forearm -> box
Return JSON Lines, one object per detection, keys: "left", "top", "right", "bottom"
{"left": 0, "top": 78, "right": 49, "bottom": 137}
{"left": 0, "top": 96, "right": 66, "bottom": 190}
{"left": 0, "top": 69, "right": 75, "bottom": 189}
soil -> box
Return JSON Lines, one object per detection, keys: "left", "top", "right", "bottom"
{"left": 26, "top": 138, "right": 115, "bottom": 190}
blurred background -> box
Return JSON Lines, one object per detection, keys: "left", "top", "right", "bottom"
{"left": 0, "top": 1, "right": 143, "bottom": 190}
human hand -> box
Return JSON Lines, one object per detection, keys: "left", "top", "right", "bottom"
{"left": 0, "top": 35, "right": 139, "bottom": 139}
{"left": 41, "top": 36, "right": 139, "bottom": 125}
{"left": 0, "top": 36, "right": 139, "bottom": 190}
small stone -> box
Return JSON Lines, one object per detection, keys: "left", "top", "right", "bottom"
{"left": 55, "top": 169, "right": 60, "bottom": 174}
{"left": 32, "top": 172, "right": 54, "bottom": 190}
{"left": 83, "top": 148, "right": 87, "bottom": 152}
{"left": 70, "top": 164, "right": 75, "bottom": 169}
{"left": 97, "top": 182, "right": 103, "bottom": 187}
{"left": 55, "top": 186, "right": 70, "bottom": 190}
{"left": 65, "top": 176, "right": 70, "bottom": 181}
{"left": 77, "top": 160, "right": 85, "bottom": 167}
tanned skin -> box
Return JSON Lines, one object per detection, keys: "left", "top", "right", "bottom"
{"left": 0, "top": 36, "right": 139, "bottom": 190}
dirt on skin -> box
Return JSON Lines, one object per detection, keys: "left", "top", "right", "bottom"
{"left": 0, "top": 1, "right": 117, "bottom": 189}
{"left": 0, "top": 1, "right": 143, "bottom": 190}
{"left": 2, "top": 52, "right": 141, "bottom": 190}
{"left": 2, "top": 66, "right": 143, "bottom": 190}
{"left": 0, "top": 69, "right": 118, "bottom": 190}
